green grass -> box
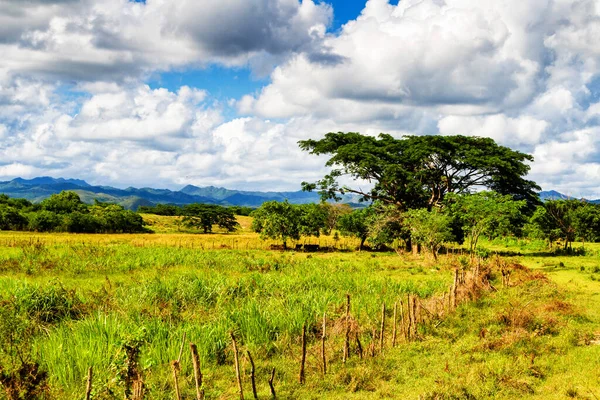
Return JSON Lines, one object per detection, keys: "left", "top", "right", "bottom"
{"left": 0, "top": 233, "right": 599, "bottom": 399}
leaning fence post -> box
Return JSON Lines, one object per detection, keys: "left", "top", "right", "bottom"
{"left": 379, "top": 302, "right": 386, "bottom": 352}
{"left": 190, "top": 343, "right": 204, "bottom": 400}
{"left": 85, "top": 366, "right": 93, "bottom": 400}
{"left": 247, "top": 351, "right": 258, "bottom": 400}
{"left": 299, "top": 323, "right": 307, "bottom": 384}
{"left": 392, "top": 302, "right": 398, "bottom": 347}
{"left": 321, "top": 312, "right": 327, "bottom": 375}
{"left": 230, "top": 332, "right": 244, "bottom": 400}
{"left": 343, "top": 294, "right": 351, "bottom": 363}
{"left": 269, "top": 367, "right": 277, "bottom": 399}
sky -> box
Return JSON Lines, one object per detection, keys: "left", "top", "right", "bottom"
{"left": 1, "top": 0, "right": 600, "bottom": 197}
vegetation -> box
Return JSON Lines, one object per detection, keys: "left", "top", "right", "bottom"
{"left": 1, "top": 135, "right": 600, "bottom": 398}
{"left": 0, "top": 192, "right": 146, "bottom": 234}
{"left": 181, "top": 204, "right": 240, "bottom": 233}
{"left": 0, "top": 227, "right": 598, "bottom": 398}
{"left": 299, "top": 133, "right": 540, "bottom": 210}
{"left": 138, "top": 203, "right": 255, "bottom": 217}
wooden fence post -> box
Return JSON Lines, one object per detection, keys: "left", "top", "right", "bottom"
{"left": 392, "top": 302, "right": 398, "bottom": 347}
{"left": 247, "top": 351, "right": 258, "bottom": 400}
{"left": 321, "top": 312, "right": 327, "bottom": 375}
{"left": 230, "top": 333, "right": 244, "bottom": 400}
{"left": 171, "top": 361, "right": 181, "bottom": 400}
{"left": 343, "top": 294, "right": 351, "bottom": 363}
{"left": 269, "top": 367, "right": 277, "bottom": 399}
{"left": 190, "top": 343, "right": 204, "bottom": 400}
{"left": 85, "top": 366, "right": 93, "bottom": 400}
{"left": 379, "top": 302, "right": 386, "bottom": 352}
{"left": 299, "top": 323, "right": 307, "bottom": 384}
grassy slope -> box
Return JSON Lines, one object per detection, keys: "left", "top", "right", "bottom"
{"left": 0, "top": 230, "right": 599, "bottom": 398}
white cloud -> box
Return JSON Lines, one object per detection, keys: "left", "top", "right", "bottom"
{"left": 3, "top": 0, "right": 600, "bottom": 198}
{"left": 54, "top": 85, "right": 210, "bottom": 141}
{"left": 0, "top": 0, "right": 333, "bottom": 83}
{"left": 438, "top": 114, "right": 548, "bottom": 147}
{"left": 245, "top": 0, "right": 554, "bottom": 120}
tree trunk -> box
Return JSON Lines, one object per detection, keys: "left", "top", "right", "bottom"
{"left": 412, "top": 243, "right": 420, "bottom": 256}
{"left": 359, "top": 237, "right": 366, "bottom": 251}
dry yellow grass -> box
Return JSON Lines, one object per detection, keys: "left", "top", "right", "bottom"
{"left": 0, "top": 214, "right": 361, "bottom": 251}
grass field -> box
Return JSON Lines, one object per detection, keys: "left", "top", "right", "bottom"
{"left": 0, "top": 217, "right": 599, "bottom": 399}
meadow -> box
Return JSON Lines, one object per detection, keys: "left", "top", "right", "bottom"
{"left": 0, "top": 216, "right": 599, "bottom": 399}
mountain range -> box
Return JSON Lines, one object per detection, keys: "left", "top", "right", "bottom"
{"left": 0, "top": 177, "right": 595, "bottom": 210}
{"left": 0, "top": 177, "right": 353, "bottom": 210}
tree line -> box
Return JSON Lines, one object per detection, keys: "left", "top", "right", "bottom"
{"left": 249, "top": 132, "right": 600, "bottom": 255}
{"left": 138, "top": 204, "right": 254, "bottom": 217}
{"left": 0, "top": 192, "right": 146, "bottom": 233}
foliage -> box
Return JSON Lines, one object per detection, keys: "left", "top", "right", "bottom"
{"left": 298, "top": 203, "right": 329, "bottom": 237}
{"left": 251, "top": 200, "right": 301, "bottom": 248}
{"left": 0, "top": 205, "right": 28, "bottom": 231}
{"left": 336, "top": 207, "right": 374, "bottom": 249}
{"left": 27, "top": 210, "right": 62, "bottom": 232}
{"left": 321, "top": 203, "right": 352, "bottom": 234}
{"left": 299, "top": 132, "right": 540, "bottom": 211}
{"left": 528, "top": 199, "right": 600, "bottom": 249}
{"left": 404, "top": 208, "right": 454, "bottom": 260}
{"left": 138, "top": 203, "right": 255, "bottom": 217}
{"left": 182, "top": 204, "right": 240, "bottom": 233}
{"left": 446, "top": 191, "right": 525, "bottom": 252}
{"left": 40, "top": 191, "right": 87, "bottom": 214}
{"left": 137, "top": 204, "right": 182, "bottom": 216}
{"left": 89, "top": 203, "right": 146, "bottom": 233}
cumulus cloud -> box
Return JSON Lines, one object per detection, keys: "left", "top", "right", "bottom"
{"left": 3, "top": 0, "right": 600, "bottom": 198}
{"left": 243, "top": 0, "right": 555, "bottom": 119}
{"left": 0, "top": 0, "right": 332, "bottom": 83}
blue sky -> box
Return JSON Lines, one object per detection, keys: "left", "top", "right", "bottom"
{"left": 1, "top": 0, "right": 600, "bottom": 197}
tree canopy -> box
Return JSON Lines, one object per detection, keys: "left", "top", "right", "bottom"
{"left": 446, "top": 191, "right": 525, "bottom": 252}
{"left": 299, "top": 133, "right": 540, "bottom": 211}
{"left": 251, "top": 200, "right": 302, "bottom": 248}
{"left": 182, "top": 204, "right": 239, "bottom": 233}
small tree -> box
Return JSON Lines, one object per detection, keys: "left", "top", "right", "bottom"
{"left": 251, "top": 201, "right": 301, "bottom": 248}
{"left": 183, "top": 204, "right": 239, "bottom": 233}
{"left": 404, "top": 208, "right": 453, "bottom": 260}
{"left": 321, "top": 203, "right": 352, "bottom": 234}
{"left": 529, "top": 199, "right": 598, "bottom": 250}
{"left": 573, "top": 204, "right": 600, "bottom": 247}
{"left": 41, "top": 191, "right": 87, "bottom": 214}
{"left": 447, "top": 191, "right": 524, "bottom": 252}
{"left": 337, "top": 207, "right": 374, "bottom": 250}
{"left": 0, "top": 204, "right": 28, "bottom": 231}
{"left": 298, "top": 203, "right": 329, "bottom": 238}
{"left": 27, "top": 210, "right": 62, "bottom": 232}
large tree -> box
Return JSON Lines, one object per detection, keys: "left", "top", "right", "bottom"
{"left": 299, "top": 133, "right": 540, "bottom": 211}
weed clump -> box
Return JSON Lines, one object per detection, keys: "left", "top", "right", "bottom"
{"left": 14, "top": 283, "right": 84, "bottom": 324}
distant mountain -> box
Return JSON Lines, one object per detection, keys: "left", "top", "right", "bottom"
{"left": 2, "top": 178, "right": 597, "bottom": 210}
{"left": 13, "top": 176, "right": 91, "bottom": 187}
{"left": 538, "top": 190, "right": 572, "bottom": 201}
{"left": 538, "top": 190, "right": 600, "bottom": 203}
{"left": 0, "top": 177, "right": 356, "bottom": 210}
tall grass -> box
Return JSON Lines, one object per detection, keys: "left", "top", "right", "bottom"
{"left": 0, "top": 235, "right": 450, "bottom": 397}
{"left": 1, "top": 232, "right": 599, "bottom": 398}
